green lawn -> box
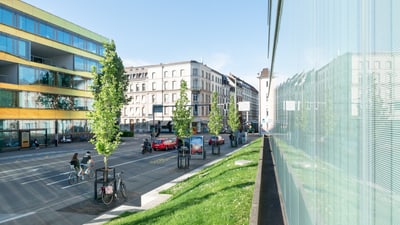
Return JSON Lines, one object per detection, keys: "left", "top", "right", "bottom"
{"left": 107, "top": 137, "right": 262, "bottom": 225}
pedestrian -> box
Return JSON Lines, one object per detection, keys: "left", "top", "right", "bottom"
{"left": 54, "top": 133, "right": 58, "bottom": 147}
{"left": 34, "top": 138, "right": 39, "bottom": 149}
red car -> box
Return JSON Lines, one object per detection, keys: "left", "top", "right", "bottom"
{"left": 208, "top": 135, "right": 225, "bottom": 145}
{"left": 152, "top": 138, "right": 177, "bottom": 151}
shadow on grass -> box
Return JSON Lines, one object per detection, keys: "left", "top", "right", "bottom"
{"left": 164, "top": 160, "right": 257, "bottom": 202}
{"left": 110, "top": 181, "right": 255, "bottom": 225}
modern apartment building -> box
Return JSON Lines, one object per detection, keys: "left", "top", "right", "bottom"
{"left": 0, "top": 1, "right": 108, "bottom": 149}
{"left": 122, "top": 60, "right": 259, "bottom": 134}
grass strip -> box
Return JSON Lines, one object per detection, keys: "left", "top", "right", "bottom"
{"left": 107, "top": 137, "right": 262, "bottom": 225}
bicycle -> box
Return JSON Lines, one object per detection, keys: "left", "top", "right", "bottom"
{"left": 68, "top": 165, "right": 83, "bottom": 184}
{"left": 81, "top": 164, "right": 95, "bottom": 179}
{"left": 100, "top": 171, "right": 127, "bottom": 205}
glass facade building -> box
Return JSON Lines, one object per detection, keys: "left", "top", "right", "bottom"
{"left": 267, "top": 0, "right": 400, "bottom": 224}
{"left": 0, "top": 1, "right": 107, "bottom": 149}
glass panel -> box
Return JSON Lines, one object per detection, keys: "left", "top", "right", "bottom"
{"left": 0, "top": 34, "right": 5, "bottom": 51}
{"left": 17, "top": 39, "right": 28, "bottom": 59}
{"left": 38, "top": 22, "right": 54, "bottom": 39}
{"left": 74, "top": 55, "right": 85, "bottom": 71}
{"left": 18, "top": 15, "right": 35, "bottom": 33}
{"left": 19, "top": 65, "right": 35, "bottom": 84}
{"left": 0, "top": 7, "right": 13, "bottom": 26}
{"left": 72, "top": 76, "right": 86, "bottom": 90}
{"left": 57, "top": 72, "right": 71, "bottom": 88}
{"left": 270, "top": 0, "right": 400, "bottom": 225}
{"left": 0, "top": 89, "right": 17, "bottom": 107}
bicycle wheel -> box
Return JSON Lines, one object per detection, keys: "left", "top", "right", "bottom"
{"left": 89, "top": 171, "right": 95, "bottom": 179}
{"left": 101, "top": 186, "right": 114, "bottom": 205}
{"left": 119, "top": 182, "right": 127, "bottom": 199}
{"left": 86, "top": 169, "right": 95, "bottom": 179}
{"left": 68, "top": 172, "right": 77, "bottom": 184}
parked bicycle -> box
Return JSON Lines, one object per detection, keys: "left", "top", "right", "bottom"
{"left": 99, "top": 171, "right": 127, "bottom": 205}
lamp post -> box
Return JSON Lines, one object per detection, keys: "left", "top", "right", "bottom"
{"left": 161, "top": 64, "right": 164, "bottom": 123}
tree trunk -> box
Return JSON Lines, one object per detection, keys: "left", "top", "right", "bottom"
{"left": 103, "top": 156, "right": 108, "bottom": 182}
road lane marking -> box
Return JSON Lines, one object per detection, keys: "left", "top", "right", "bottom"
{"left": 21, "top": 172, "right": 68, "bottom": 185}
{"left": 0, "top": 212, "right": 35, "bottom": 224}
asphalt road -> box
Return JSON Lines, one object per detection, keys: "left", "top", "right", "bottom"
{"left": 0, "top": 133, "right": 257, "bottom": 225}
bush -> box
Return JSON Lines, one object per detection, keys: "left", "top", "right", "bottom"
{"left": 121, "top": 131, "right": 134, "bottom": 137}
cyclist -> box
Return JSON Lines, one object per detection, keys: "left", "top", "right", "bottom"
{"left": 84, "top": 155, "right": 95, "bottom": 176}
{"left": 80, "top": 151, "right": 91, "bottom": 173}
{"left": 70, "top": 153, "right": 83, "bottom": 180}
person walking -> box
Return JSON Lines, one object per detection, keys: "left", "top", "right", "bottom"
{"left": 54, "top": 133, "right": 58, "bottom": 147}
{"left": 34, "top": 138, "right": 39, "bottom": 149}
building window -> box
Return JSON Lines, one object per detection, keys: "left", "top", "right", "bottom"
{"left": 172, "top": 81, "right": 176, "bottom": 89}
{"left": 164, "top": 94, "right": 169, "bottom": 103}
{"left": 172, "top": 70, "right": 176, "bottom": 77}
{"left": 193, "top": 68, "right": 198, "bottom": 76}
{"left": 152, "top": 82, "right": 156, "bottom": 90}
{"left": 136, "top": 84, "right": 139, "bottom": 91}
{"left": 193, "top": 94, "right": 198, "bottom": 103}
{"left": 164, "top": 81, "right": 168, "bottom": 90}
{"left": 180, "top": 69, "right": 184, "bottom": 77}
{"left": 152, "top": 95, "right": 155, "bottom": 103}
{"left": 193, "top": 79, "right": 199, "bottom": 90}
{"left": 142, "top": 83, "right": 146, "bottom": 91}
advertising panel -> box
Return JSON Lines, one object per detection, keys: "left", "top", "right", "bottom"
{"left": 21, "top": 131, "right": 30, "bottom": 148}
{"left": 190, "top": 135, "right": 205, "bottom": 159}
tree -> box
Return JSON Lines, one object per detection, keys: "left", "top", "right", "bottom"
{"left": 208, "top": 92, "right": 223, "bottom": 153}
{"left": 208, "top": 92, "right": 223, "bottom": 135}
{"left": 172, "top": 80, "right": 193, "bottom": 139}
{"left": 87, "top": 40, "right": 129, "bottom": 175}
{"left": 227, "top": 94, "right": 240, "bottom": 132}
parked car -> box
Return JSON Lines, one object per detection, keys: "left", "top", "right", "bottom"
{"left": 152, "top": 138, "right": 176, "bottom": 151}
{"left": 208, "top": 135, "right": 225, "bottom": 145}
{"left": 60, "top": 135, "right": 72, "bottom": 143}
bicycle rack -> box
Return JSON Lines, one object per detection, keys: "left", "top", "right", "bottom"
{"left": 94, "top": 167, "right": 116, "bottom": 200}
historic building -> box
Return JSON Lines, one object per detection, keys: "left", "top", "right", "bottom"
{"left": 122, "top": 60, "right": 259, "bottom": 134}
{"left": 0, "top": 1, "right": 108, "bottom": 149}
{"left": 258, "top": 68, "right": 275, "bottom": 134}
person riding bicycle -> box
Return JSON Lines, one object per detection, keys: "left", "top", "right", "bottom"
{"left": 143, "top": 138, "right": 151, "bottom": 149}
{"left": 70, "top": 153, "right": 82, "bottom": 178}
{"left": 84, "top": 155, "right": 95, "bottom": 175}
{"left": 80, "top": 151, "right": 91, "bottom": 173}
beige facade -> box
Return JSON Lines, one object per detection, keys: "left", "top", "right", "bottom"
{"left": 122, "top": 60, "right": 259, "bottom": 133}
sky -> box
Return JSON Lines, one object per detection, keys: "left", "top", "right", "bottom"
{"left": 23, "top": 0, "right": 269, "bottom": 90}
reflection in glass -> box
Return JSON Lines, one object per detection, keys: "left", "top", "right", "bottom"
{"left": 270, "top": 0, "right": 400, "bottom": 224}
